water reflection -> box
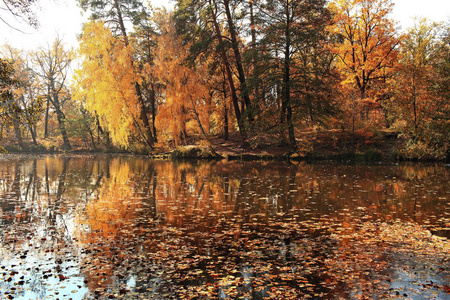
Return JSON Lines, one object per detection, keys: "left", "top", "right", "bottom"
{"left": 0, "top": 155, "right": 449, "bottom": 299}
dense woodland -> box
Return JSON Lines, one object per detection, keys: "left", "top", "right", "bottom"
{"left": 0, "top": 0, "right": 449, "bottom": 160}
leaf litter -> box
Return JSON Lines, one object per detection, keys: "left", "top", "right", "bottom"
{"left": 0, "top": 157, "right": 449, "bottom": 299}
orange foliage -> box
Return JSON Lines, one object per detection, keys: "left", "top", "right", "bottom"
{"left": 329, "top": 0, "right": 402, "bottom": 127}
{"left": 153, "top": 13, "right": 213, "bottom": 145}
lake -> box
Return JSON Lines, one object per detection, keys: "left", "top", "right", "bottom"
{"left": 1, "top": 155, "right": 449, "bottom": 299}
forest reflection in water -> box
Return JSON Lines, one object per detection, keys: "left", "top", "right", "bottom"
{"left": 0, "top": 155, "right": 449, "bottom": 299}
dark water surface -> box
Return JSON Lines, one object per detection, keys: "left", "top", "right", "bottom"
{"left": 1, "top": 155, "right": 449, "bottom": 299}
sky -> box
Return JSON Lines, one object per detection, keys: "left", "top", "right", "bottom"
{"left": 0, "top": 0, "right": 175, "bottom": 51}
{"left": 0, "top": 0, "right": 449, "bottom": 52}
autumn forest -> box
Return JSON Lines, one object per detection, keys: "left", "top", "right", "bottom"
{"left": 1, "top": 0, "right": 449, "bottom": 160}
{"left": 1, "top": 2, "right": 450, "bottom": 299}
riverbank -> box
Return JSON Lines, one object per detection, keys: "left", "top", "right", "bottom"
{"left": 2, "top": 129, "right": 448, "bottom": 163}
{"left": 152, "top": 129, "right": 445, "bottom": 163}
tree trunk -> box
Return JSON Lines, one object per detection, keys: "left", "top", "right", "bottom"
{"left": 281, "top": 2, "right": 296, "bottom": 150}
{"left": 44, "top": 93, "right": 50, "bottom": 138}
{"left": 19, "top": 95, "right": 37, "bottom": 145}
{"left": 113, "top": 0, "right": 154, "bottom": 149}
{"left": 223, "top": 72, "right": 229, "bottom": 140}
{"left": 88, "top": 128, "right": 97, "bottom": 150}
{"left": 134, "top": 82, "right": 155, "bottom": 147}
{"left": 249, "top": 0, "right": 260, "bottom": 102}
{"left": 210, "top": 0, "right": 248, "bottom": 145}
{"left": 28, "top": 122, "right": 38, "bottom": 145}
{"left": 12, "top": 117, "right": 24, "bottom": 150}
{"left": 250, "top": 0, "right": 256, "bottom": 47}
{"left": 50, "top": 87, "right": 71, "bottom": 150}
{"left": 412, "top": 72, "right": 418, "bottom": 138}
{"left": 223, "top": 0, "right": 253, "bottom": 123}
{"left": 55, "top": 108, "right": 71, "bottom": 150}
{"left": 150, "top": 83, "right": 158, "bottom": 143}
{"left": 31, "top": 124, "right": 37, "bottom": 145}
{"left": 190, "top": 96, "right": 207, "bottom": 137}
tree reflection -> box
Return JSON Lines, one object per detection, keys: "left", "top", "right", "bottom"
{"left": 0, "top": 156, "right": 449, "bottom": 299}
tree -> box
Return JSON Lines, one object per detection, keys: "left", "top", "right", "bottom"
{"left": 32, "top": 37, "right": 73, "bottom": 150}
{"left": 222, "top": 0, "right": 253, "bottom": 123}
{"left": 73, "top": 21, "right": 148, "bottom": 148}
{"left": 65, "top": 100, "right": 98, "bottom": 150}
{"left": 432, "top": 22, "right": 450, "bottom": 159}
{"left": 78, "top": 0, "right": 155, "bottom": 148}
{"left": 78, "top": 0, "right": 146, "bottom": 36}
{"left": 329, "top": 0, "right": 401, "bottom": 133}
{"left": 153, "top": 12, "right": 212, "bottom": 145}
{"left": 387, "top": 19, "right": 449, "bottom": 159}
{"left": 174, "top": 0, "right": 252, "bottom": 145}
{"left": 393, "top": 19, "right": 441, "bottom": 135}
{"left": 257, "top": 0, "right": 333, "bottom": 149}
{"left": 0, "top": 0, "right": 40, "bottom": 149}
{"left": 132, "top": 10, "right": 159, "bottom": 143}
{"left": 433, "top": 21, "right": 450, "bottom": 161}
{"left": 0, "top": 57, "right": 18, "bottom": 146}
{"left": 1, "top": 46, "right": 43, "bottom": 148}
{"left": 209, "top": 0, "right": 249, "bottom": 144}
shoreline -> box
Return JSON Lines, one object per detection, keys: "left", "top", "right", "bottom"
{"left": 2, "top": 130, "right": 449, "bottom": 163}
{"left": 1, "top": 149, "right": 448, "bottom": 164}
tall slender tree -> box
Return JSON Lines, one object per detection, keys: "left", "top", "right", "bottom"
{"left": 258, "top": 0, "right": 332, "bottom": 149}
{"left": 222, "top": 0, "right": 253, "bottom": 122}
{"left": 133, "top": 13, "right": 159, "bottom": 143}
{"left": 1, "top": 45, "right": 43, "bottom": 146}
{"left": 0, "top": 57, "right": 20, "bottom": 148}
{"left": 387, "top": 19, "right": 449, "bottom": 159}
{"left": 153, "top": 11, "right": 212, "bottom": 144}
{"left": 395, "top": 19, "right": 441, "bottom": 137}
{"left": 174, "top": 0, "right": 253, "bottom": 145}
{"left": 73, "top": 21, "right": 146, "bottom": 148}
{"left": 78, "top": 0, "right": 154, "bottom": 148}
{"left": 32, "top": 37, "right": 73, "bottom": 150}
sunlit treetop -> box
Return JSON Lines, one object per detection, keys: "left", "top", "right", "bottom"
{"left": 329, "top": 0, "right": 402, "bottom": 97}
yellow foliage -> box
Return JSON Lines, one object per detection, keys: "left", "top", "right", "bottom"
{"left": 72, "top": 21, "right": 142, "bottom": 147}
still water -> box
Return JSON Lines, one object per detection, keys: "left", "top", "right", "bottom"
{"left": 0, "top": 155, "right": 449, "bottom": 299}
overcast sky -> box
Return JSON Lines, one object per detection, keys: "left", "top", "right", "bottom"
{"left": 0, "top": 0, "right": 449, "bottom": 52}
